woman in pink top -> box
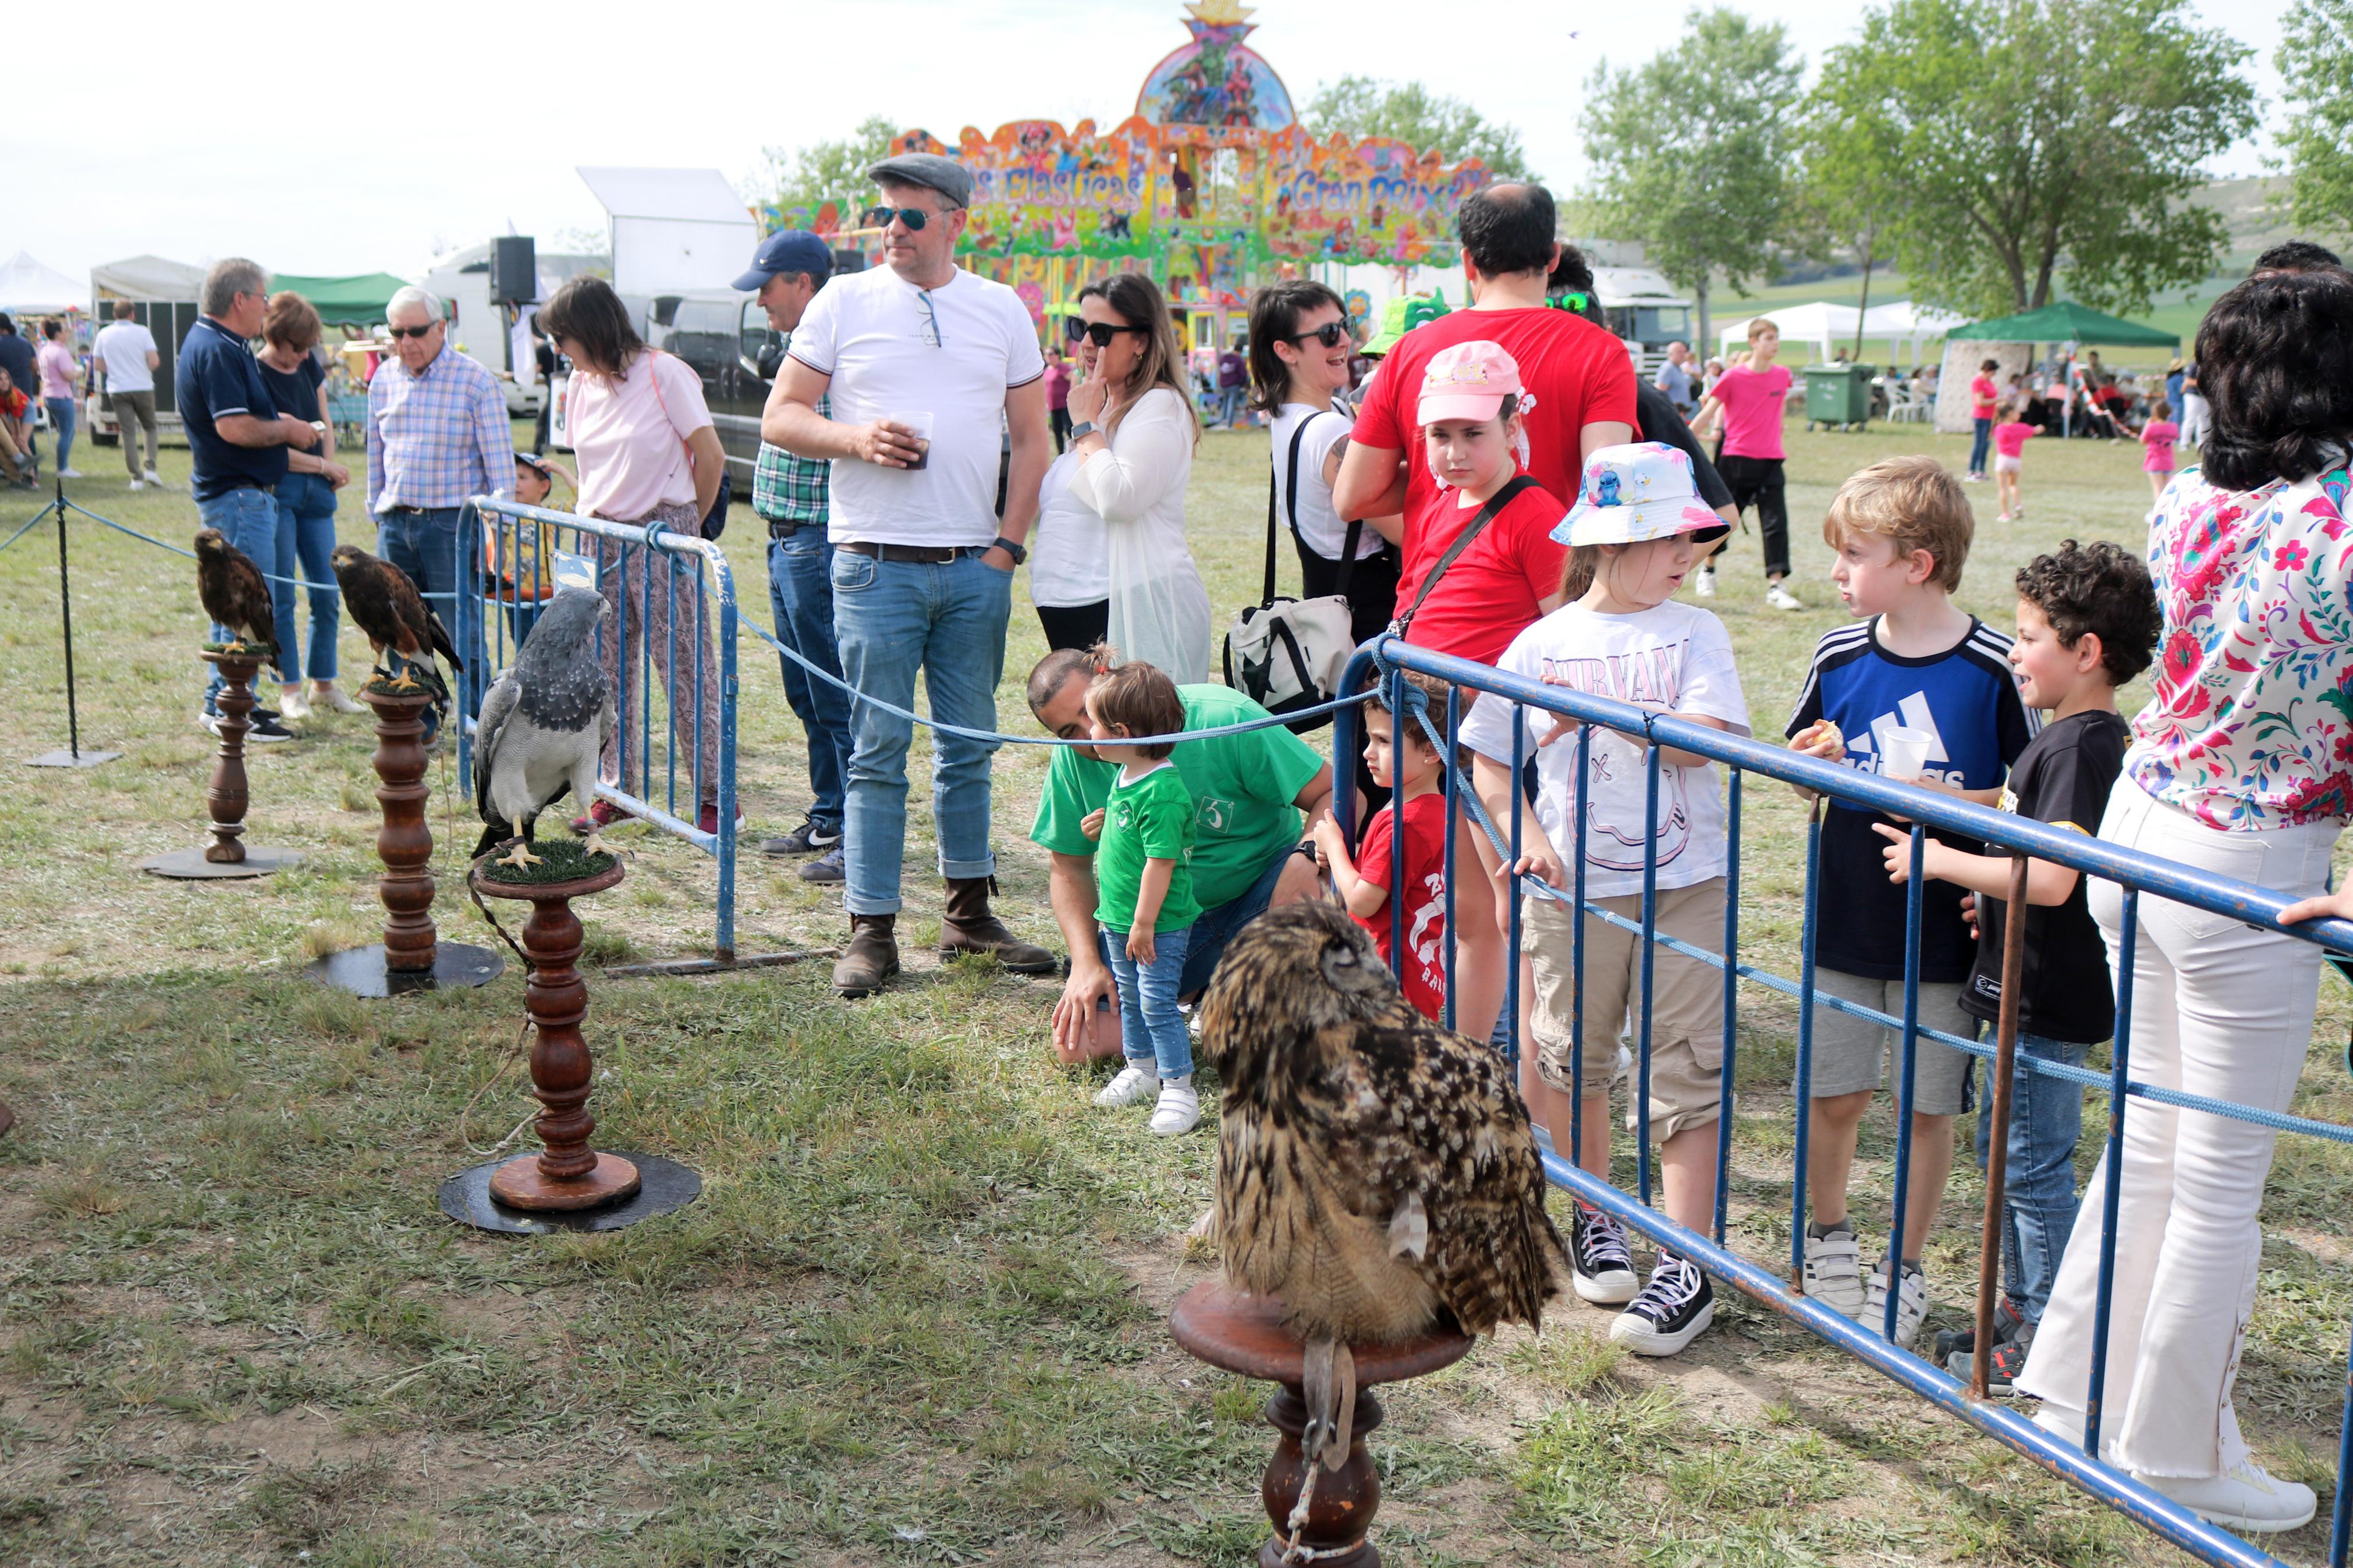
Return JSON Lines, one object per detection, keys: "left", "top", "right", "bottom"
{"left": 34, "top": 319, "right": 84, "bottom": 478}
{"left": 2138, "top": 397, "right": 2181, "bottom": 502}
{"left": 1965, "top": 356, "right": 2000, "bottom": 479}
{"left": 536, "top": 274, "right": 729, "bottom": 832}
{"left": 1989, "top": 398, "right": 2038, "bottom": 521}
{"left": 1695, "top": 317, "right": 1802, "bottom": 610}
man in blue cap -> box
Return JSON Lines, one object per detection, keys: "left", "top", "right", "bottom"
{"left": 740, "top": 230, "right": 851, "bottom": 881}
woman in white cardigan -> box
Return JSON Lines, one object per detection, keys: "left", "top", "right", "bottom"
{"left": 1063, "top": 273, "right": 1209, "bottom": 682}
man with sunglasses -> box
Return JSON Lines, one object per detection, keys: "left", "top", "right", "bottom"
{"left": 365, "top": 284, "right": 514, "bottom": 722}
{"left": 179, "top": 258, "right": 322, "bottom": 741}
{"left": 763, "top": 151, "right": 1055, "bottom": 999}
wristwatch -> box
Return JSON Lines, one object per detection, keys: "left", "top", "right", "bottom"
{"left": 1069, "top": 419, "right": 1097, "bottom": 442}
{"left": 990, "top": 535, "right": 1028, "bottom": 566}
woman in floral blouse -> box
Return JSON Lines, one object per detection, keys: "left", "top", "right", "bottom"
{"left": 2016, "top": 267, "right": 2353, "bottom": 1535}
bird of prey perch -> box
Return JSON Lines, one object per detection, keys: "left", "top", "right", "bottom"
{"left": 193, "top": 529, "right": 275, "bottom": 655}
{"left": 329, "top": 544, "right": 461, "bottom": 702}
{"left": 473, "top": 588, "right": 617, "bottom": 865}
{"left": 1198, "top": 902, "right": 1567, "bottom": 1474}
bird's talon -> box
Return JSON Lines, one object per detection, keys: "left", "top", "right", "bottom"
{"left": 583, "top": 831, "right": 616, "bottom": 859}
{"left": 496, "top": 841, "right": 542, "bottom": 869}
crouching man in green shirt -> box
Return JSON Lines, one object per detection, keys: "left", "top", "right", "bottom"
{"left": 1026, "top": 648, "right": 1339, "bottom": 1057}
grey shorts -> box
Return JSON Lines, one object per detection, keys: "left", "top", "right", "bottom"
{"left": 1805, "top": 968, "right": 1974, "bottom": 1116}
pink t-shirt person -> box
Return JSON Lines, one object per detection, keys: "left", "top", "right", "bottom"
{"left": 1993, "top": 421, "right": 2038, "bottom": 460}
{"left": 1714, "top": 362, "right": 1792, "bottom": 460}
{"left": 1970, "top": 374, "right": 1999, "bottom": 419}
{"left": 36, "top": 340, "right": 79, "bottom": 400}
{"left": 2141, "top": 419, "right": 2180, "bottom": 472}
{"left": 1044, "top": 361, "right": 1072, "bottom": 412}
{"left": 565, "top": 349, "right": 712, "bottom": 521}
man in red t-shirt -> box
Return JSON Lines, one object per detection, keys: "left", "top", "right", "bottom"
{"left": 1336, "top": 183, "right": 1635, "bottom": 618}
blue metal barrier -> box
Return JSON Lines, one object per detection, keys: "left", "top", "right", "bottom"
{"left": 1337, "top": 635, "right": 2353, "bottom": 1568}
{"left": 464, "top": 496, "right": 739, "bottom": 962}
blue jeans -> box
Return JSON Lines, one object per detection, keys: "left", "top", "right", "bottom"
{"left": 768, "top": 529, "right": 852, "bottom": 832}
{"left": 829, "top": 546, "right": 1012, "bottom": 915}
{"left": 271, "top": 472, "right": 340, "bottom": 682}
{"left": 44, "top": 397, "right": 74, "bottom": 472}
{"left": 1975, "top": 1024, "right": 2091, "bottom": 1325}
{"left": 1968, "top": 417, "right": 1992, "bottom": 474}
{"left": 1105, "top": 925, "right": 1194, "bottom": 1080}
{"left": 377, "top": 505, "right": 484, "bottom": 726}
{"left": 197, "top": 486, "right": 282, "bottom": 713}
{"left": 1175, "top": 845, "right": 1294, "bottom": 997}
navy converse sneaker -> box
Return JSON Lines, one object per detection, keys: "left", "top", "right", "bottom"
{"left": 1609, "top": 1251, "right": 1715, "bottom": 1356}
{"left": 1570, "top": 1203, "right": 1638, "bottom": 1305}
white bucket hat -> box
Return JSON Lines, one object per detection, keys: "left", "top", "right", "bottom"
{"left": 1554, "top": 442, "right": 1731, "bottom": 548}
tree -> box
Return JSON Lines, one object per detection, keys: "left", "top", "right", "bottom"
{"left": 1806, "top": 0, "right": 2256, "bottom": 320}
{"left": 2276, "top": 0, "right": 2353, "bottom": 240}
{"left": 1579, "top": 8, "right": 1805, "bottom": 348}
{"left": 1301, "top": 77, "right": 1534, "bottom": 181}
{"left": 1790, "top": 100, "right": 1908, "bottom": 355}
{"left": 745, "top": 115, "right": 900, "bottom": 229}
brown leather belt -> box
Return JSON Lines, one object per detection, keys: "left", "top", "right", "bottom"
{"left": 836, "top": 541, "right": 974, "bottom": 564}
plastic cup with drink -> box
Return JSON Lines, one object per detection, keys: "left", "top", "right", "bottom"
{"left": 1878, "top": 726, "right": 1934, "bottom": 782}
{"left": 889, "top": 410, "right": 934, "bottom": 471}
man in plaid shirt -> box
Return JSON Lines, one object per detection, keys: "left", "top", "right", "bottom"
{"left": 740, "top": 232, "right": 851, "bottom": 883}
{"left": 365, "top": 284, "right": 514, "bottom": 722}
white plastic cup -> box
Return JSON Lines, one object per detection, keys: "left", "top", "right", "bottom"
{"left": 889, "top": 410, "right": 935, "bottom": 470}
{"left": 1879, "top": 726, "right": 1933, "bottom": 781}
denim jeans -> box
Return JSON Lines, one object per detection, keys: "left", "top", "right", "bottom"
{"left": 1968, "top": 417, "right": 1992, "bottom": 474}
{"left": 44, "top": 396, "right": 74, "bottom": 472}
{"left": 1174, "top": 844, "right": 1294, "bottom": 998}
{"left": 271, "top": 472, "right": 340, "bottom": 683}
{"left": 377, "top": 505, "right": 482, "bottom": 725}
{"left": 767, "top": 529, "right": 851, "bottom": 832}
{"left": 830, "top": 546, "right": 1012, "bottom": 915}
{"left": 1974, "top": 1023, "right": 2089, "bottom": 1325}
{"left": 197, "top": 486, "right": 282, "bottom": 713}
{"left": 1105, "top": 924, "right": 1194, "bottom": 1080}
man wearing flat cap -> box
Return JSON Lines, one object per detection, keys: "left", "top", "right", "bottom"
{"left": 763, "top": 150, "right": 1053, "bottom": 998}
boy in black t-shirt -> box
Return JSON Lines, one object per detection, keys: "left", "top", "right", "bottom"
{"left": 1871, "top": 541, "right": 2161, "bottom": 1389}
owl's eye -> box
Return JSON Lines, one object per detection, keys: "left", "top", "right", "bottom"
{"left": 1328, "top": 944, "right": 1358, "bottom": 967}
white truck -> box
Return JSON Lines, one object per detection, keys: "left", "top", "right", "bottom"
{"left": 1589, "top": 267, "right": 1697, "bottom": 381}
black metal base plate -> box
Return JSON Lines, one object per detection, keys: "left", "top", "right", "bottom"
{"left": 27, "top": 749, "right": 122, "bottom": 768}
{"left": 304, "top": 942, "right": 505, "bottom": 996}
{"left": 140, "top": 845, "right": 303, "bottom": 880}
{"left": 438, "top": 1151, "right": 701, "bottom": 1235}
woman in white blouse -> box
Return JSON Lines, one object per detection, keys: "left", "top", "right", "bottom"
{"left": 1063, "top": 273, "right": 1209, "bottom": 682}
{"left": 1028, "top": 283, "right": 1112, "bottom": 650}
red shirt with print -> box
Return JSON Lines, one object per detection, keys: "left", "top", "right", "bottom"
{"left": 1353, "top": 792, "right": 1452, "bottom": 1021}
{"left": 0, "top": 386, "right": 26, "bottom": 422}
{"left": 1399, "top": 479, "right": 1570, "bottom": 666}
{"left": 1351, "top": 307, "right": 1635, "bottom": 613}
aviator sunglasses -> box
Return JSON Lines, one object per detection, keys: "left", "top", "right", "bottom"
{"left": 872, "top": 204, "right": 955, "bottom": 232}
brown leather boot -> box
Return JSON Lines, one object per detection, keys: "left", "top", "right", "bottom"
{"left": 832, "top": 913, "right": 900, "bottom": 998}
{"left": 939, "top": 875, "right": 1056, "bottom": 973}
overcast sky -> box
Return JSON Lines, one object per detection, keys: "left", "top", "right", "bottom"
{"left": 13, "top": 0, "right": 2290, "bottom": 283}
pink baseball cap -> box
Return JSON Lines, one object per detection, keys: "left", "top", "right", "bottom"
{"left": 1418, "top": 340, "right": 1521, "bottom": 425}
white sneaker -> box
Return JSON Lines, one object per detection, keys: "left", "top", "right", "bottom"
{"left": 279, "top": 687, "right": 312, "bottom": 721}
{"left": 58, "top": 467, "right": 86, "bottom": 478}
{"left": 2148, "top": 1460, "right": 2316, "bottom": 1534}
{"left": 143, "top": 469, "right": 164, "bottom": 485}
{"left": 1765, "top": 582, "right": 1806, "bottom": 612}
{"left": 316, "top": 683, "right": 366, "bottom": 715}
{"left": 1802, "top": 1226, "right": 1867, "bottom": 1318}
{"left": 1864, "top": 1261, "right": 1928, "bottom": 1349}
{"left": 2032, "top": 1400, "right": 2112, "bottom": 1461}
{"left": 127, "top": 478, "right": 145, "bottom": 492}
{"left": 1149, "top": 1076, "right": 1201, "bottom": 1136}
{"left": 1094, "top": 1062, "right": 1159, "bottom": 1108}
{"left": 1692, "top": 566, "right": 1716, "bottom": 598}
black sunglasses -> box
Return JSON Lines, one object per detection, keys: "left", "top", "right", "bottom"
{"left": 873, "top": 205, "right": 953, "bottom": 232}
{"left": 1076, "top": 321, "right": 1146, "bottom": 348}
{"left": 386, "top": 322, "right": 438, "bottom": 340}
{"left": 1285, "top": 321, "right": 1350, "bottom": 349}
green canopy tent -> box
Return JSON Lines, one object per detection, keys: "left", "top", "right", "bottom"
{"left": 269, "top": 272, "right": 410, "bottom": 324}
{"left": 1948, "top": 301, "right": 2179, "bottom": 349}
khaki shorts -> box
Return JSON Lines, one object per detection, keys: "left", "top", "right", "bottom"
{"left": 1523, "top": 878, "right": 1726, "bottom": 1142}
{"left": 1805, "top": 968, "right": 1974, "bottom": 1117}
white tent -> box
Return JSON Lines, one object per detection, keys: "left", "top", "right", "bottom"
{"left": 0, "top": 251, "right": 86, "bottom": 315}
{"left": 1716, "top": 301, "right": 1864, "bottom": 362}
{"left": 91, "top": 255, "right": 207, "bottom": 303}
{"left": 576, "top": 167, "right": 760, "bottom": 295}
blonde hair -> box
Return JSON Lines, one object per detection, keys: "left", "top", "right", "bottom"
{"left": 1822, "top": 456, "right": 1974, "bottom": 593}
{"left": 1745, "top": 317, "right": 1779, "bottom": 342}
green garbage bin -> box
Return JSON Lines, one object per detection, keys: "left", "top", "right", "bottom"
{"left": 1804, "top": 364, "right": 1875, "bottom": 431}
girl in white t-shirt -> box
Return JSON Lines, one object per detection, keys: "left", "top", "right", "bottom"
{"left": 1246, "top": 280, "right": 1402, "bottom": 649}
{"left": 1460, "top": 442, "right": 1744, "bottom": 1360}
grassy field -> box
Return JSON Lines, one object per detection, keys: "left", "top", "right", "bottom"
{"left": 1, "top": 414, "right": 2348, "bottom": 1566}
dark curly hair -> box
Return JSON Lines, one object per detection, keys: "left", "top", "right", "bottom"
{"left": 2252, "top": 239, "right": 2344, "bottom": 276}
{"left": 2015, "top": 541, "right": 2161, "bottom": 686}
{"left": 1457, "top": 183, "right": 1557, "bottom": 279}
{"left": 2194, "top": 269, "right": 2353, "bottom": 492}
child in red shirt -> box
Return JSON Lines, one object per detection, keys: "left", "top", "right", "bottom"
{"left": 1314, "top": 673, "right": 1451, "bottom": 1020}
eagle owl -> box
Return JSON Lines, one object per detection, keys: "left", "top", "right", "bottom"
{"left": 1198, "top": 901, "right": 1567, "bottom": 1466}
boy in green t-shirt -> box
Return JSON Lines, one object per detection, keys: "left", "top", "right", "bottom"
{"left": 1084, "top": 661, "right": 1204, "bottom": 1136}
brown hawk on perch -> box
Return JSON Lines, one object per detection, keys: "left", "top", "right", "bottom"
{"left": 329, "top": 543, "right": 463, "bottom": 696}
{"left": 1198, "top": 901, "right": 1567, "bottom": 1471}
{"left": 193, "top": 528, "right": 275, "bottom": 655}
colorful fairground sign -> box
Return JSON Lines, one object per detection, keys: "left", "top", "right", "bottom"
{"left": 760, "top": 1, "right": 1493, "bottom": 317}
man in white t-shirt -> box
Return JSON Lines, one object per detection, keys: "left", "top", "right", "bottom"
{"left": 764, "top": 151, "right": 1054, "bottom": 998}
{"left": 93, "top": 301, "right": 163, "bottom": 488}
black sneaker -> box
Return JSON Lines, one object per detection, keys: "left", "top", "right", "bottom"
{"left": 245, "top": 714, "right": 296, "bottom": 744}
{"left": 1609, "top": 1251, "right": 1715, "bottom": 1356}
{"left": 798, "top": 843, "right": 845, "bottom": 884}
{"left": 1932, "top": 1295, "right": 2027, "bottom": 1365}
{"left": 1945, "top": 1321, "right": 2035, "bottom": 1393}
{"left": 761, "top": 816, "right": 842, "bottom": 856}
{"left": 1571, "top": 1203, "right": 1638, "bottom": 1305}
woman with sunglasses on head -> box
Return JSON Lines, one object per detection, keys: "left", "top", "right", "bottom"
{"left": 1062, "top": 273, "right": 1211, "bottom": 682}
{"left": 1028, "top": 286, "right": 1115, "bottom": 650}
{"left": 1248, "top": 280, "right": 1403, "bottom": 651}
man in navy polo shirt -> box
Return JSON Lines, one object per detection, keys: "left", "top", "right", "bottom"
{"left": 178, "top": 258, "right": 320, "bottom": 741}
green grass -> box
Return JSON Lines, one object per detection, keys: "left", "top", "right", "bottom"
{"left": 0, "top": 417, "right": 2345, "bottom": 1563}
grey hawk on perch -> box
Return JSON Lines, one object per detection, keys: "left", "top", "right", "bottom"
{"left": 473, "top": 587, "right": 617, "bottom": 866}
{"left": 194, "top": 528, "right": 275, "bottom": 656}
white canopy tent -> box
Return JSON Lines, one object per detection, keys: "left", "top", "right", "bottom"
{"left": 0, "top": 251, "right": 86, "bottom": 315}
{"left": 576, "top": 167, "right": 761, "bottom": 296}
{"left": 1717, "top": 298, "right": 1962, "bottom": 366}
{"left": 91, "top": 255, "right": 207, "bottom": 303}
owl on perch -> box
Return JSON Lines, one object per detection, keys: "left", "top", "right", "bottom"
{"left": 1198, "top": 901, "right": 1567, "bottom": 1471}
